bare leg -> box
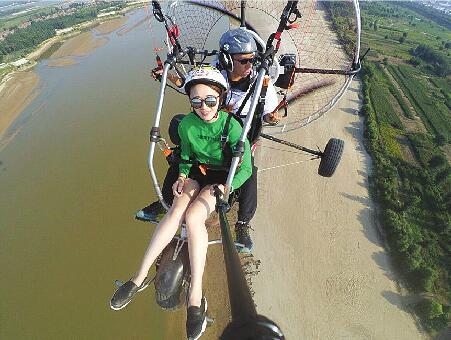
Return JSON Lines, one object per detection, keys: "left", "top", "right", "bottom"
{"left": 132, "top": 179, "right": 200, "bottom": 286}
{"left": 184, "top": 185, "right": 218, "bottom": 307}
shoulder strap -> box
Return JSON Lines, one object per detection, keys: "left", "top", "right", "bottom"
{"left": 235, "top": 81, "right": 256, "bottom": 118}
{"left": 248, "top": 75, "right": 270, "bottom": 144}
{"left": 220, "top": 112, "right": 233, "bottom": 151}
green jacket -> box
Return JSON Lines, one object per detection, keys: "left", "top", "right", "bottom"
{"left": 178, "top": 110, "right": 252, "bottom": 190}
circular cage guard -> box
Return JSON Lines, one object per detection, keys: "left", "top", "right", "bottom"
{"left": 157, "top": 0, "right": 361, "bottom": 134}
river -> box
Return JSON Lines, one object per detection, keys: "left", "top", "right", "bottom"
{"left": 0, "top": 8, "right": 200, "bottom": 339}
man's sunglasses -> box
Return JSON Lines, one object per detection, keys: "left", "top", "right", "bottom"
{"left": 190, "top": 95, "right": 219, "bottom": 109}
{"left": 233, "top": 57, "right": 256, "bottom": 65}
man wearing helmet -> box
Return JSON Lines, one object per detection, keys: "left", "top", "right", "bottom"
{"left": 139, "top": 28, "right": 279, "bottom": 253}
{"left": 216, "top": 28, "right": 280, "bottom": 252}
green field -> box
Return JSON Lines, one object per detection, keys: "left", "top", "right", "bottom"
{"left": 388, "top": 64, "right": 451, "bottom": 143}
{"left": 360, "top": 2, "right": 451, "bottom": 335}
{"left": 0, "top": 7, "right": 56, "bottom": 30}
{"left": 361, "top": 2, "right": 451, "bottom": 60}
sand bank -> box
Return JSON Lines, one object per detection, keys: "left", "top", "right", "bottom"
{"left": 95, "top": 16, "right": 128, "bottom": 35}
{"left": 0, "top": 13, "right": 129, "bottom": 147}
{"left": 25, "top": 16, "right": 115, "bottom": 62}
{"left": 47, "top": 16, "right": 127, "bottom": 66}
{"left": 51, "top": 31, "right": 109, "bottom": 59}
{"left": 0, "top": 72, "right": 39, "bottom": 143}
{"left": 250, "top": 78, "right": 426, "bottom": 339}
{"left": 47, "top": 58, "right": 78, "bottom": 67}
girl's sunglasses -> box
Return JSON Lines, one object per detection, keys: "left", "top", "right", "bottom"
{"left": 233, "top": 57, "right": 256, "bottom": 65}
{"left": 190, "top": 95, "right": 219, "bottom": 109}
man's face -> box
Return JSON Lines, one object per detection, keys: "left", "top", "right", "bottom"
{"left": 231, "top": 53, "right": 255, "bottom": 79}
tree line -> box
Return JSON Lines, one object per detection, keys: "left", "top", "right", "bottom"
{"left": 0, "top": 2, "right": 126, "bottom": 63}
{"left": 362, "top": 62, "right": 450, "bottom": 333}
{"left": 410, "top": 44, "right": 450, "bottom": 77}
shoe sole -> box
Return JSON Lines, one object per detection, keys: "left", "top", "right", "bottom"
{"left": 110, "top": 298, "right": 132, "bottom": 311}
{"left": 235, "top": 243, "right": 253, "bottom": 253}
{"left": 189, "top": 318, "right": 207, "bottom": 340}
{"left": 237, "top": 247, "right": 252, "bottom": 253}
{"left": 135, "top": 212, "right": 160, "bottom": 225}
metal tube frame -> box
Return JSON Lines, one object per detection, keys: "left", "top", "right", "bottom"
{"left": 224, "top": 67, "right": 267, "bottom": 201}
{"left": 147, "top": 62, "right": 172, "bottom": 211}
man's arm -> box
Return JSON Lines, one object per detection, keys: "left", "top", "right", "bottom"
{"left": 151, "top": 68, "right": 183, "bottom": 87}
{"left": 262, "top": 81, "right": 281, "bottom": 124}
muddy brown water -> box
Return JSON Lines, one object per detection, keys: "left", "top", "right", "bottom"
{"left": 0, "top": 9, "right": 229, "bottom": 339}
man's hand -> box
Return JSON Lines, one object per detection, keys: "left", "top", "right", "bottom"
{"left": 151, "top": 67, "right": 163, "bottom": 81}
{"left": 151, "top": 68, "right": 183, "bottom": 87}
{"left": 263, "top": 111, "right": 281, "bottom": 125}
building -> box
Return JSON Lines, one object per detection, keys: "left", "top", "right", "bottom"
{"left": 11, "top": 58, "right": 29, "bottom": 67}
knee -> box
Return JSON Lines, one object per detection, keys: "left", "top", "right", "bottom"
{"left": 166, "top": 203, "right": 186, "bottom": 219}
{"left": 184, "top": 209, "right": 205, "bottom": 231}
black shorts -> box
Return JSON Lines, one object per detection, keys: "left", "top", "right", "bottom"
{"left": 188, "top": 166, "right": 228, "bottom": 189}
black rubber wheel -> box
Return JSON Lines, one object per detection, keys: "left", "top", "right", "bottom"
{"left": 155, "top": 282, "right": 189, "bottom": 311}
{"left": 154, "top": 240, "right": 190, "bottom": 311}
{"left": 318, "top": 138, "right": 344, "bottom": 177}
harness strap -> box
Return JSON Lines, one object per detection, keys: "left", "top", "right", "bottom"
{"left": 248, "top": 75, "right": 269, "bottom": 144}
{"left": 220, "top": 113, "right": 233, "bottom": 151}
{"left": 235, "top": 81, "right": 257, "bottom": 119}
{"left": 163, "top": 112, "right": 235, "bottom": 175}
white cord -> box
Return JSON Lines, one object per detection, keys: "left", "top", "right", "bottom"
{"left": 258, "top": 159, "right": 309, "bottom": 172}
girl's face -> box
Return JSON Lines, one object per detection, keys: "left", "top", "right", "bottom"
{"left": 189, "top": 84, "right": 220, "bottom": 122}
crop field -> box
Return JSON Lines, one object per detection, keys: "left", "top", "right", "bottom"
{"left": 388, "top": 64, "right": 451, "bottom": 143}
{"left": 360, "top": 3, "right": 450, "bottom": 334}
{"left": 428, "top": 77, "right": 451, "bottom": 110}
{"left": 0, "top": 7, "right": 55, "bottom": 30}
{"left": 369, "top": 70, "right": 403, "bottom": 129}
{"left": 361, "top": 2, "right": 451, "bottom": 60}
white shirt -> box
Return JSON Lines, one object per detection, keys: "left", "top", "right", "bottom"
{"left": 209, "top": 58, "right": 279, "bottom": 119}
{"left": 222, "top": 69, "right": 279, "bottom": 120}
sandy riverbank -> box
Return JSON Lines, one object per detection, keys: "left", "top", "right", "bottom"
{"left": 250, "top": 77, "right": 426, "bottom": 339}
{"left": 48, "top": 16, "right": 127, "bottom": 65}
{"left": 0, "top": 72, "right": 39, "bottom": 146}
{"left": 0, "top": 14, "right": 128, "bottom": 147}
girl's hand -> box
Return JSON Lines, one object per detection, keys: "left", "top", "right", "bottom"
{"left": 210, "top": 184, "right": 225, "bottom": 197}
{"left": 173, "top": 177, "right": 186, "bottom": 197}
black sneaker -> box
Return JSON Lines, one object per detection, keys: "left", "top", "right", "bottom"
{"left": 110, "top": 279, "right": 149, "bottom": 311}
{"left": 135, "top": 201, "right": 166, "bottom": 223}
{"left": 235, "top": 221, "right": 253, "bottom": 253}
{"left": 186, "top": 297, "right": 208, "bottom": 340}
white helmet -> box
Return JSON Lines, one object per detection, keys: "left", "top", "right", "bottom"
{"left": 184, "top": 66, "right": 228, "bottom": 95}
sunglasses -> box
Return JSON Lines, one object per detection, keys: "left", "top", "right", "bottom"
{"left": 233, "top": 57, "right": 256, "bottom": 65}
{"left": 190, "top": 95, "right": 219, "bottom": 109}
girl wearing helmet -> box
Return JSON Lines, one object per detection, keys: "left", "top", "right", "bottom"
{"left": 142, "top": 29, "right": 279, "bottom": 253}
{"left": 111, "top": 66, "right": 252, "bottom": 340}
